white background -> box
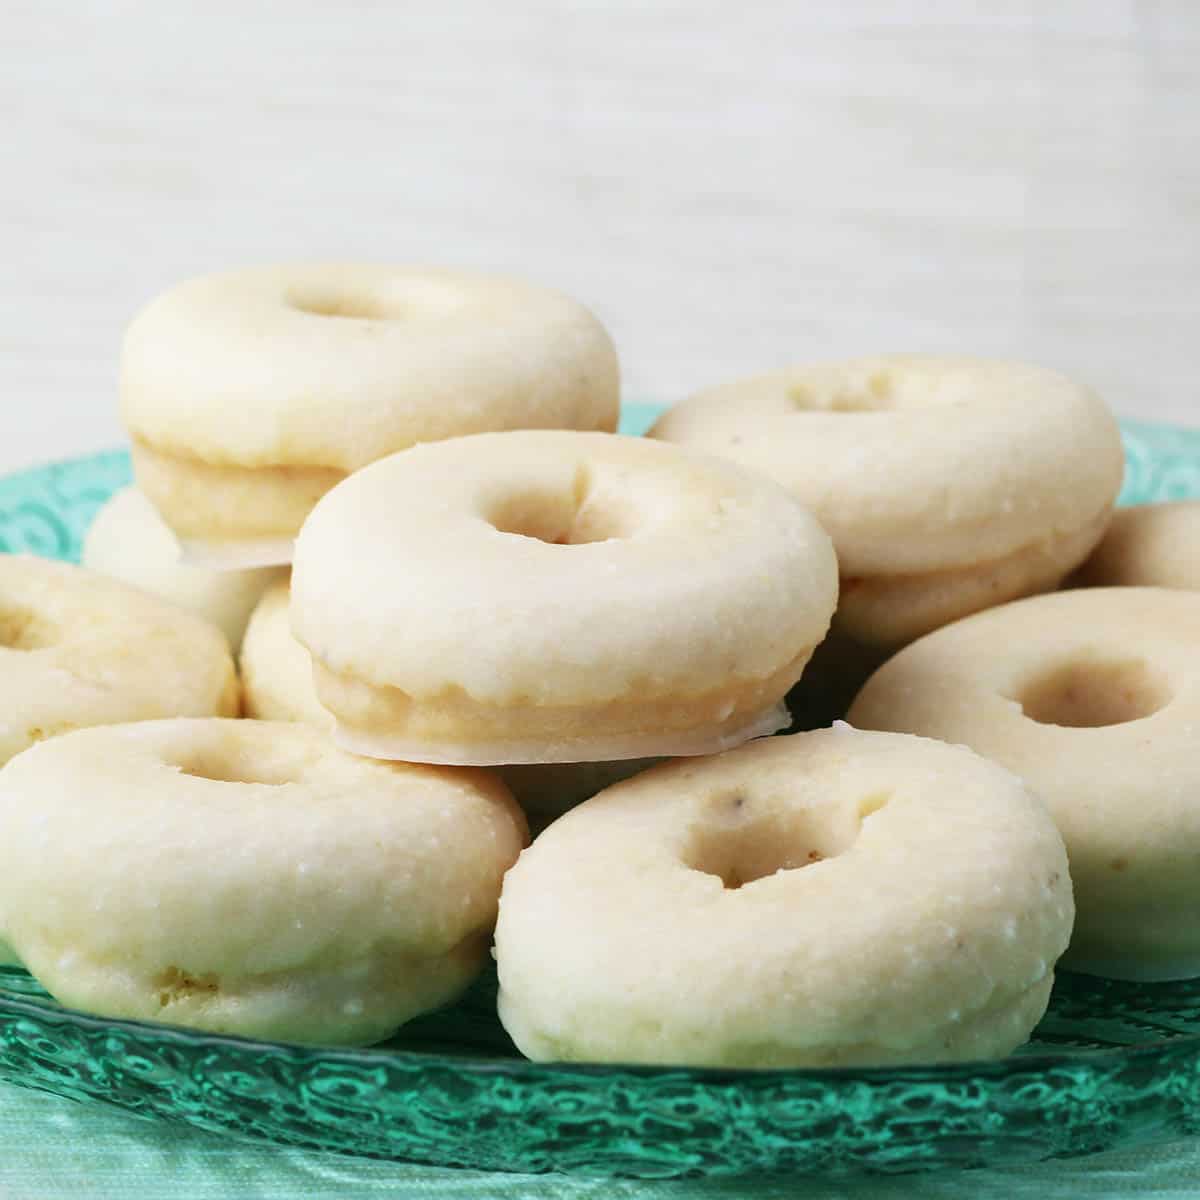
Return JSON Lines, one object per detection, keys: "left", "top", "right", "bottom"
{"left": 4, "top": 0, "right": 1198, "bottom": 473}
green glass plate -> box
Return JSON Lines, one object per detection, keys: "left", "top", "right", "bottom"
{"left": 1, "top": 405, "right": 1199, "bottom": 1179}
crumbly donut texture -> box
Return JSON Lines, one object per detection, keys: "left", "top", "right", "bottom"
{"left": 0, "top": 555, "right": 238, "bottom": 766}
{"left": 650, "top": 355, "right": 1124, "bottom": 647}
{"left": 495, "top": 726, "right": 1072, "bottom": 1067}
{"left": 83, "top": 487, "right": 286, "bottom": 648}
{"left": 0, "top": 720, "right": 527, "bottom": 1043}
{"left": 122, "top": 264, "right": 620, "bottom": 564}
{"left": 1074, "top": 501, "right": 1200, "bottom": 590}
{"left": 849, "top": 587, "right": 1200, "bottom": 980}
{"left": 291, "top": 431, "right": 838, "bottom": 764}
{"left": 241, "top": 581, "right": 655, "bottom": 826}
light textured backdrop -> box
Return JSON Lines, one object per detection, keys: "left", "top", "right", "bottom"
{"left": 4, "top": 0, "right": 1199, "bottom": 472}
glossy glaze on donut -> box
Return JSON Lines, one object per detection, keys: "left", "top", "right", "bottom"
{"left": 850, "top": 586, "right": 1200, "bottom": 980}
{"left": 0, "top": 719, "right": 526, "bottom": 1043}
{"left": 495, "top": 726, "right": 1071, "bottom": 1067}
{"left": 0, "top": 555, "right": 238, "bottom": 765}
{"left": 290, "top": 431, "right": 839, "bottom": 763}
{"left": 651, "top": 355, "right": 1124, "bottom": 648}
{"left": 121, "top": 264, "right": 620, "bottom": 565}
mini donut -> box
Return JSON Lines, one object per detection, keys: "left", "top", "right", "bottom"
{"left": 849, "top": 587, "right": 1200, "bottom": 981}
{"left": 240, "top": 581, "right": 331, "bottom": 728}
{"left": 0, "top": 555, "right": 238, "bottom": 765}
{"left": 291, "top": 431, "right": 839, "bottom": 764}
{"left": 494, "top": 726, "right": 1072, "bottom": 1067}
{"left": 1074, "top": 501, "right": 1200, "bottom": 590}
{"left": 242, "top": 580, "right": 657, "bottom": 826}
{"left": 651, "top": 355, "right": 1124, "bottom": 649}
{"left": 121, "top": 264, "right": 620, "bottom": 567}
{"left": 83, "top": 486, "right": 286, "bottom": 649}
{"left": 0, "top": 719, "right": 526, "bottom": 1044}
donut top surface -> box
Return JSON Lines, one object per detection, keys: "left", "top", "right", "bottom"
{"left": 120, "top": 264, "right": 620, "bottom": 470}
{"left": 0, "top": 719, "right": 526, "bottom": 983}
{"left": 847, "top": 586, "right": 1200, "bottom": 969}
{"left": 650, "top": 355, "right": 1124, "bottom": 575}
{"left": 82, "top": 486, "right": 286, "bottom": 649}
{"left": 848, "top": 586, "right": 1200, "bottom": 784}
{"left": 291, "top": 430, "right": 838, "bottom": 705}
{"left": 0, "top": 554, "right": 238, "bottom": 763}
{"left": 495, "top": 726, "right": 1071, "bottom": 1066}
{"left": 1075, "top": 501, "right": 1200, "bottom": 590}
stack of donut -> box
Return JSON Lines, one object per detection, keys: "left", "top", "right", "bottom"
{"left": 2, "top": 261, "right": 1190, "bottom": 1071}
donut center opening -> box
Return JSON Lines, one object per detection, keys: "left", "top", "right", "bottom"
{"left": 0, "top": 606, "right": 58, "bottom": 651}
{"left": 177, "top": 751, "right": 299, "bottom": 786}
{"left": 1016, "top": 656, "right": 1171, "bottom": 728}
{"left": 286, "top": 278, "right": 468, "bottom": 321}
{"left": 681, "top": 790, "right": 886, "bottom": 889}
{"left": 487, "top": 468, "right": 636, "bottom": 545}
{"left": 289, "top": 289, "right": 394, "bottom": 320}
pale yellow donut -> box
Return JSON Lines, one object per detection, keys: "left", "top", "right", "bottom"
{"left": 242, "top": 580, "right": 657, "bottom": 826}
{"left": 291, "top": 431, "right": 839, "bottom": 764}
{"left": 651, "top": 355, "right": 1124, "bottom": 648}
{"left": 849, "top": 587, "right": 1200, "bottom": 980}
{"left": 495, "top": 726, "right": 1072, "bottom": 1067}
{"left": 1074, "top": 501, "right": 1200, "bottom": 590}
{"left": 121, "top": 264, "right": 620, "bottom": 566}
{"left": 0, "top": 719, "right": 526, "bottom": 1044}
{"left": 240, "top": 582, "right": 331, "bottom": 728}
{"left": 0, "top": 555, "right": 238, "bottom": 765}
{"left": 82, "top": 487, "right": 286, "bottom": 649}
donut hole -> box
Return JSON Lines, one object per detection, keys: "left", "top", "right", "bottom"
{"left": 1016, "top": 657, "right": 1171, "bottom": 728}
{"left": 176, "top": 748, "right": 299, "bottom": 787}
{"left": 682, "top": 792, "right": 878, "bottom": 889}
{"left": 0, "top": 605, "right": 58, "bottom": 651}
{"left": 288, "top": 286, "right": 395, "bottom": 320}
{"left": 287, "top": 278, "right": 467, "bottom": 322}
{"left": 487, "top": 473, "right": 636, "bottom": 545}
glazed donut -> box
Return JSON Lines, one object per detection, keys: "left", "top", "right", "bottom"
{"left": 651, "top": 355, "right": 1124, "bottom": 648}
{"left": 495, "top": 726, "right": 1072, "bottom": 1067}
{"left": 291, "top": 431, "right": 839, "bottom": 764}
{"left": 0, "top": 719, "right": 526, "bottom": 1044}
{"left": 0, "top": 555, "right": 238, "bottom": 765}
{"left": 849, "top": 587, "right": 1200, "bottom": 980}
{"left": 1074, "top": 501, "right": 1200, "bottom": 590}
{"left": 121, "top": 264, "right": 620, "bottom": 567}
{"left": 240, "top": 581, "right": 331, "bottom": 728}
{"left": 83, "top": 486, "right": 286, "bottom": 649}
{"left": 244, "top": 580, "right": 659, "bottom": 826}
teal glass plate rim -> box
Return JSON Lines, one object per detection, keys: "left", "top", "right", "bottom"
{"left": 6, "top": 961, "right": 1200, "bottom": 1082}
{"left": 2, "top": 407, "right": 1200, "bottom": 1178}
